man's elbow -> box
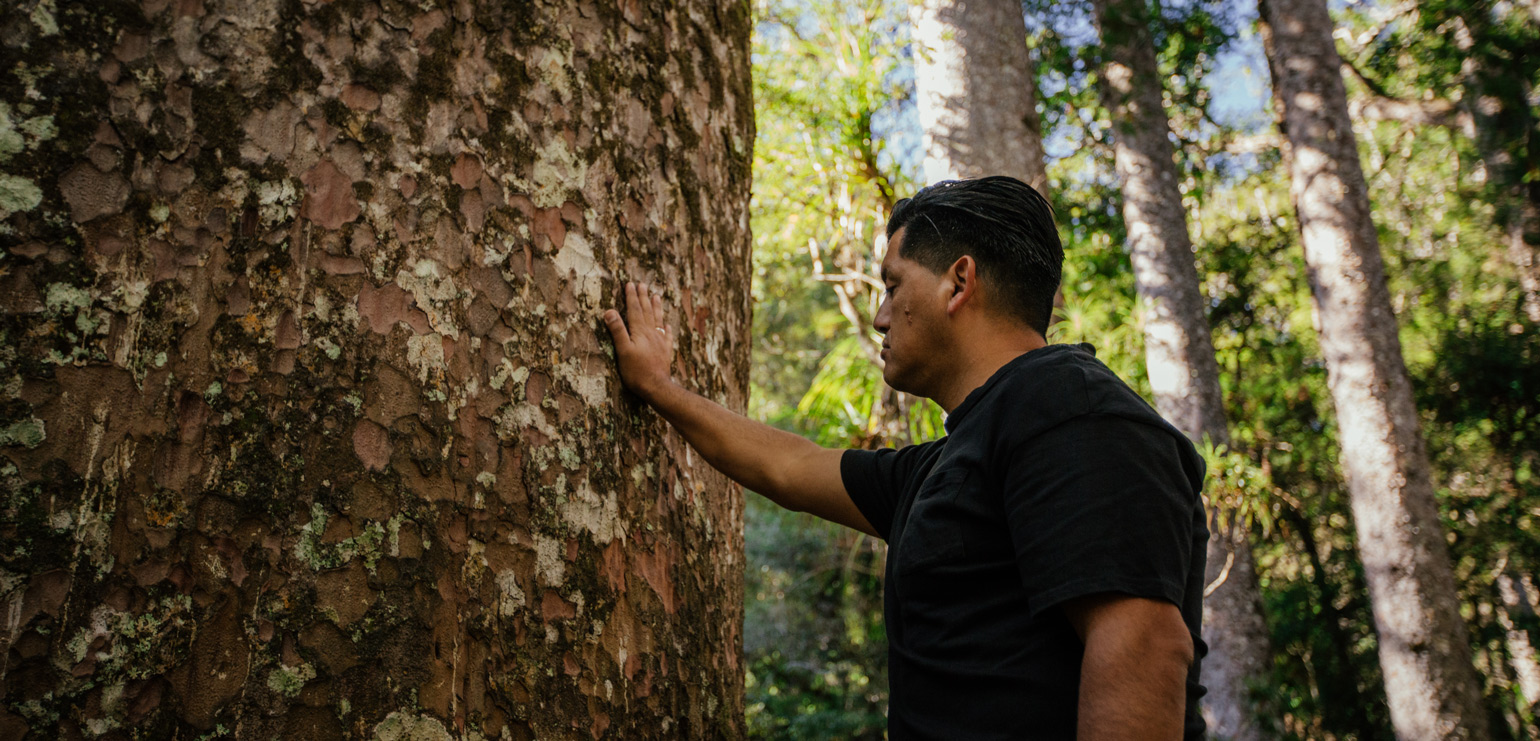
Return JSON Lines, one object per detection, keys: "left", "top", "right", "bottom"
{"left": 1135, "top": 606, "right": 1195, "bottom": 674}
{"left": 1156, "top": 625, "right": 1196, "bottom": 673}
{"left": 751, "top": 470, "right": 806, "bottom": 513}
{"left": 761, "top": 446, "right": 827, "bottom": 513}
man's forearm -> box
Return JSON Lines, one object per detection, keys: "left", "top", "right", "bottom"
{"left": 639, "top": 379, "right": 824, "bottom": 511}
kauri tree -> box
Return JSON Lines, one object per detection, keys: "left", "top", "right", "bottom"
{"left": 1260, "top": 0, "right": 1490, "bottom": 737}
{"left": 908, "top": 0, "right": 1047, "bottom": 192}
{"left": 0, "top": 1, "right": 752, "bottom": 739}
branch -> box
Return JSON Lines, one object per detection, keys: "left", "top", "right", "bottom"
{"left": 1341, "top": 58, "right": 1472, "bottom": 132}
{"left": 1336, "top": 1, "right": 1416, "bottom": 62}
{"left": 1191, "top": 106, "right": 1283, "bottom": 157}
{"left": 1223, "top": 132, "right": 1283, "bottom": 155}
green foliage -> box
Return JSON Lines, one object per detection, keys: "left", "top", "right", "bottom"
{"left": 796, "top": 337, "right": 944, "bottom": 449}
{"left": 745, "top": 1, "right": 915, "bottom": 736}
{"left": 748, "top": 0, "right": 915, "bottom": 431}
{"left": 744, "top": 495, "right": 887, "bottom": 740}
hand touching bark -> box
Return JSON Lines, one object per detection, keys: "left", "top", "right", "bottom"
{"left": 602, "top": 282, "right": 674, "bottom": 402}
{"left": 599, "top": 283, "right": 875, "bottom": 536}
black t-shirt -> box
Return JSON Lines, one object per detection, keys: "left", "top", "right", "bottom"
{"left": 841, "top": 343, "right": 1209, "bottom": 740}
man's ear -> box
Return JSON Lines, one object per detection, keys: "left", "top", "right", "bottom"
{"left": 945, "top": 255, "right": 978, "bottom": 315}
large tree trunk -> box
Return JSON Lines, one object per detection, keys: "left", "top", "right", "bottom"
{"left": 0, "top": 2, "right": 752, "bottom": 739}
{"left": 1090, "top": 2, "right": 1274, "bottom": 738}
{"left": 1258, "top": 1, "right": 1491, "bottom": 738}
{"left": 908, "top": 0, "right": 1047, "bottom": 191}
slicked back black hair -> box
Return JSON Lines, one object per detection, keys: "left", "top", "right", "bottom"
{"left": 886, "top": 176, "right": 1062, "bottom": 335}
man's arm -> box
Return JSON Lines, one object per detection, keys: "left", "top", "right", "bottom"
{"left": 601, "top": 282, "right": 877, "bottom": 536}
{"left": 1062, "top": 594, "right": 1194, "bottom": 741}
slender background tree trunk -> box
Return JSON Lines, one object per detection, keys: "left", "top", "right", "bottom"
{"left": 1090, "top": 2, "right": 1275, "bottom": 738}
{"left": 0, "top": 1, "right": 752, "bottom": 739}
{"left": 1497, "top": 568, "right": 1540, "bottom": 735}
{"left": 1450, "top": 13, "right": 1540, "bottom": 324}
{"left": 1259, "top": 1, "right": 1491, "bottom": 737}
{"left": 908, "top": 0, "right": 1047, "bottom": 192}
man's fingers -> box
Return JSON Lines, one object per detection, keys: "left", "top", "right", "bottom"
{"left": 620, "top": 281, "right": 670, "bottom": 337}
{"left": 641, "top": 282, "right": 659, "bottom": 327}
{"left": 632, "top": 281, "right": 650, "bottom": 326}
{"left": 602, "top": 309, "right": 631, "bottom": 345}
{"left": 625, "top": 282, "right": 647, "bottom": 329}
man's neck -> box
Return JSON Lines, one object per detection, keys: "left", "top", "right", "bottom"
{"left": 933, "top": 326, "right": 1048, "bottom": 413}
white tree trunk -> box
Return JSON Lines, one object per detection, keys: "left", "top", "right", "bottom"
{"left": 1259, "top": 1, "right": 1491, "bottom": 737}
{"left": 1090, "top": 2, "right": 1275, "bottom": 737}
{"left": 909, "top": 0, "right": 1047, "bottom": 191}
{"left": 1497, "top": 571, "right": 1540, "bottom": 709}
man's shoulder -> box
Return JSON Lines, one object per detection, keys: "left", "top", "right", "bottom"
{"left": 976, "top": 344, "right": 1176, "bottom": 449}
{"left": 985, "top": 346, "right": 1205, "bottom": 492}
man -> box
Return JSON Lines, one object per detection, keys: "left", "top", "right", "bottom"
{"left": 600, "top": 176, "right": 1208, "bottom": 740}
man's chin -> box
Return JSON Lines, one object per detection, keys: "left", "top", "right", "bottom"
{"left": 880, "top": 367, "right": 912, "bottom": 396}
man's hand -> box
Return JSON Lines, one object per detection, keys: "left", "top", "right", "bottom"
{"left": 1063, "top": 594, "right": 1193, "bottom": 740}
{"left": 603, "top": 281, "right": 674, "bottom": 402}
{"left": 595, "top": 280, "right": 876, "bottom": 536}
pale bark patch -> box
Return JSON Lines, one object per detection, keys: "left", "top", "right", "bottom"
{"left": 535, "top": 534, "right": 566, "bottom": 587}
{"left": 340, "top": 84, "right": 381, "bottom": 112}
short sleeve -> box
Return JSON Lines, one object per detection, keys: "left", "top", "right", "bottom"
{"left": 1004, "top": 414, "right": 1201, "bottom": 617}
{"left": 840, "top": 443, "right": 935, "bottom": 541}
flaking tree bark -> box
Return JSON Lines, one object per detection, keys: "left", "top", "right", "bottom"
{"left": 908, "top": 0, "right": 1047, "bottom": 191}
{"left": 0, "top": 1, "right": 752, "bottom": 739}
{"left": 1258, "top": 1, "right": 1491, "bottom": 738}
{"left": 1089, "top": 2, "right": 1275, "bottom": 738}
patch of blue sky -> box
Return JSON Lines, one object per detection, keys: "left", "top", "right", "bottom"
{"left": 1206, "top": 2, "right": 1270, "bottom": 132}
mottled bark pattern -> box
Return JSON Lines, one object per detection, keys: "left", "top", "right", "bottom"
{"left": 908, "top": 0, "right": 1046, "bottom": 191}
{"left": 1496, "top": 571, "right": 1540, "bottom": 726}
{"left": 0, "top": 1, "right": 752, "bottom": 739}
{"left": 1259, "top": 1, "right": 1490, "bottom": 738}
{"left": 1199, "top": 530, "right": 1272, "bottom": 741}
{"left": 1090, "top": 2, "right": 1274, "bottom": 738}
{"left": 1091, "top": 0, "right": 1225, "bottom": 441}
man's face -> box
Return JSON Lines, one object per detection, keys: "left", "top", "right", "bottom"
{"left": 874, "top": 227, "right": 953, "bottom": 397}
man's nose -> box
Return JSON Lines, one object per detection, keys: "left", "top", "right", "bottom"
{"left": 873, "top": 300, "right": 890, "bottom": 334}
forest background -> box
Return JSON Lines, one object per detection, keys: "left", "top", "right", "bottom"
{"left": 739, "top": 0, "right": 1540, "bottom": 739}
